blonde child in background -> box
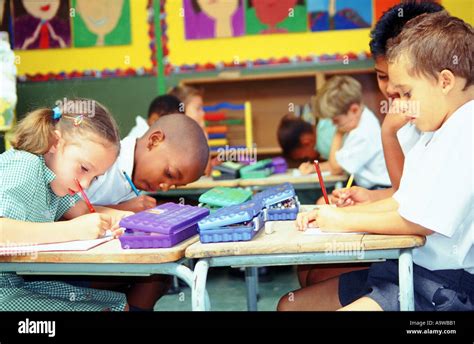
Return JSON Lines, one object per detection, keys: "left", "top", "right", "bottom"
{"left": 168, "top": 85, "right": 205, "bottom": 130}
{"left": 300, "top": 76, "right": 391, "bottom": 191}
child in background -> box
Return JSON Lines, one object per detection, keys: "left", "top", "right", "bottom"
{"left": 168, "top": 85, "right": 205, "bottom": 130}
{"left": 127, "top": 94, "right": 184, "bottom": 140}
{"left": 297, "top": 0, "right": 446, "bottom": 290}
{"left": 281, "top": 11, "right": 474, "bottom": 311}
{"left": 304, "top": 76, "right": 391, "bottom": 189}
{"left": 0, "top": 100, "right": 130, "bottom": 311}
{"left": 277, "top": 113, "right": 336, "bottom": 164}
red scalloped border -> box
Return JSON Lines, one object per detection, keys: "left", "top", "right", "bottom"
{"left": 18, "top": 0, "right": 158, "bottom": 83}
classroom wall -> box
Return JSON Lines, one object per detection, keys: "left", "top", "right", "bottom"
{"left": 16, "top": 76, "right": 158, "bottom": 138}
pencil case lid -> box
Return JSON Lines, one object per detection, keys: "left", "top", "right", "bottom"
{"left": 198, "top": 200, "right": 262, "bottom": 230}
{"left": 119, "top": 202, "right": 210, "bottom": 235}
{"left": 198, "top": 187, "right": 252, "bottom": 207}
{"left": 253, "top": 183, "right": 296, "bottom": 207}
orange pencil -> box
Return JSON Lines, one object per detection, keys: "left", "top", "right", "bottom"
{"left": 313, "top": 160, "right": 329, "bottom": 204}
{"left": 75, "top": 178, "right": 96, "bottom": 213}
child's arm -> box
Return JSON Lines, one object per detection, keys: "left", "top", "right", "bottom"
{"left": 296, "top": 200, "right": 433, "bottom": 236}
{"left": 341, "top": 209, "right": 433, "bottom": 236}
{"left": 381, "top": 107, "right": 409, "bottom": 190}
{"left": 331, "top": 186, "right": 395, "bottom": 207}
{"left": 62, "top": 200, "right": 133, "bottom": 219}
{"left": 319, "top": 131, "right": 344, "bottom": 175}
{"left": 100, "top": 195, "right": 157, "bottom": 213}
{"left": 0, "top": 213, "right": 122, "bottom": 245}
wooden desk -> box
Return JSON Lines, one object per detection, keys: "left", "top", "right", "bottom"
{"left": 186, "top": 219, "right": 425, "bottom": 311}
{"left": 0, "top": 236, "right": 209, "bottom": 310}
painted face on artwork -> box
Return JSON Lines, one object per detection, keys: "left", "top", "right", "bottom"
{"left": 76, "top": 0, "right": 124, "bottom": 37}
{"left": 22, "top": 0, "right": 60, "bottom": 21}
{"left": 253, "top": 0, "right": 297, "bottom": 27}
{"left": 197, "top": 0, "right": 239, "bottom": 19}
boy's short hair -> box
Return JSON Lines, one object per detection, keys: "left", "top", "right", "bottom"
{"left": 277, "top": 114, "right": 314, "bottom": 157}
{"left": 369, "top": 1, "right": 444, "bottom": 58}
{"left": 387, "top": 11, "right": 474, "bottom": 89}
{"left": 148, "top": 95, "right": 183, "bottom": 118}
{"left": 314, "top": 76, "right": 362, "bottom": 119}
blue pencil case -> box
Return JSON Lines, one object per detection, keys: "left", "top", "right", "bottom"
{"left": 198, "top": 200, "right": 264, "bottom": 243}
{"left": 253, "top": 183, "right": 300, "bottom": 221}
{"left": 119, "top": 203, "right": 210, "bottom": 249}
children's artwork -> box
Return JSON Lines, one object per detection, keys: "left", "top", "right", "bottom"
{"left": 184, "top": 0, "right": 244, "bottom": 40}
{"left": 308, "top": 0, "right": 372, "bottom": 31}
{"left": 246, "top": 0, "right": 307, "bottom": 35}
{"left": 11, "top": 0, "right": 71, "bottom": 50}
{"left": 72, "top": 0, "right": 131, "bottom": 47}
{"left": 373, "top": 0, "right": 401, "bottom": 22}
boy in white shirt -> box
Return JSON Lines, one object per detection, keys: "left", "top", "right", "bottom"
{"left": 304, "top": 75, "right": 391, "bottom": 190}
{"left": 282, "top": 11, "right": 474, "bottom": 311}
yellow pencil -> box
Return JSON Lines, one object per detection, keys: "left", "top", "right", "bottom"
{"left": 346, "top": 174, "right": 354, "bottom": 189}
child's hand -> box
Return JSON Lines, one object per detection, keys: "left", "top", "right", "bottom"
{"left": 119, "top": 195, "right": 157, "bottom": 212}
{"left": 315, "top": 205, "right": 346, "bottom": 232}
{"left": 382, "top": 99, "right": 410, "bottom": 133}
{"left": 331, "top": 186, "right": 372, "bottom": 207}
{"left": 299, "top": 162, "right": 315, "bottom": 175}
{"left": 70, "top": 213, "right": 119, "bottom": 240}
{"left": 296, "top": 206, "right": 346, "bottom": 232}
{"left": 295, "top": 210, "right": 318, "bottom": 231}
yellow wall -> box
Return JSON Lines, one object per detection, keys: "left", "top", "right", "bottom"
{"left": 15, "top": 0, "right": 151, "bottom": 76}
{"left": 442, "top": 0, "right": 473, "bottom": 25}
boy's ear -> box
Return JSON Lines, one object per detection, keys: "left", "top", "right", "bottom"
{"left": 348, "top": 103, "right": 361, "bottom": 115}
{"left": 147, "top": 130, "right": 165, "bottom": 150}
{"left": 438, "top": 69, "right": 455, "bottom": 94}
{"left": 48, "top": 130, "right": 62, "bottom": 154}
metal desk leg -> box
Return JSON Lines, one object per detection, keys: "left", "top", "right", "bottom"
{"left": 399, "top": 249, "right": 415, "bottom": 311}
{"left": 192, "top": 259, "right": 211, "bottom": 311}
{"left": 245, "top": 267, "right": 258, "bottom": 311}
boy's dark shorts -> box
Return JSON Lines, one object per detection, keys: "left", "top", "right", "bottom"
{"left": 338, "top": 260, "right": 474, "bottom": 311}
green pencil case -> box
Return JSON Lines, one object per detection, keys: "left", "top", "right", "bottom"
{"left": 198, "top": 187, "right": 253, "bottom": 208}
{"left": 239, "top": 159, "right": 274, "bottom": 179}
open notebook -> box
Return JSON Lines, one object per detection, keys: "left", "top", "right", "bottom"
{"left": 0, "top": 237, "right": 113, "bottom": 255}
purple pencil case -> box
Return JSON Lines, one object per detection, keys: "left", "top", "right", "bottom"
{"left": 119, "top": 203, "right": 209, "bottom": 249}
{"left": 271, "top": 157, "right": 288, "bottom": 174}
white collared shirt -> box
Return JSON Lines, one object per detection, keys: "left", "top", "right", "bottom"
{"left": 335, "top": 107, "right": 391, "bottom": 188}
{"left": 85, "top": 136, "right": 138, "bottom": 205}
{"left": 394, "top": 100, "right": 474, "bottom": 273}
{"left": 126, "top": 116, "right": 149, "bottom": 140}
{"left": 397, "top": 122, "right": 422, "bottom": 155}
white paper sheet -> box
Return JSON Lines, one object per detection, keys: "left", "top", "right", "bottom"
{"left": 0, "top": 237, "right": 113, "bottom": 255}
